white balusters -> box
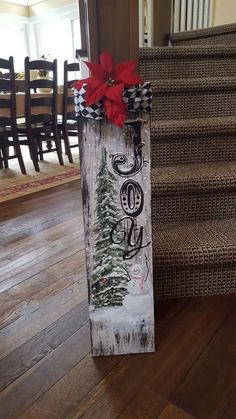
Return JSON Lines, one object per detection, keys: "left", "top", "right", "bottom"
{"left": 172, "top": 0, "right": 213, "bottom": 33}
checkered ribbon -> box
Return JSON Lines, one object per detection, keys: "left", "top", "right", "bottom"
{"left": 74, "top": 86, "right": 104, "bottom": 120}
{"left": 74, "top": 82, "right": 152, "bottom": 120}
{"left": 123, "top": 82, "right": 152, "bottom": 113}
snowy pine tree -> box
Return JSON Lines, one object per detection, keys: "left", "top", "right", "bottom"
{"left": 91, "top": 147, "right": 128, "bottom": 308}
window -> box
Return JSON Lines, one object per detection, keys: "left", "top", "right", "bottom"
{"left": 0, "top": 24, "right": 28, "bottom": 72}
{"left": 37, "top": 17, "right": 81, "bottom": 84}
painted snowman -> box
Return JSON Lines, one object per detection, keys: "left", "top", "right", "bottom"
{"left": 123, "top": 263, "right": 152, "bottom": 315}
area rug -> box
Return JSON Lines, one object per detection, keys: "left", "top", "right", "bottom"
{"left": 0, "top": 149, "right": 80, "bottom": 203}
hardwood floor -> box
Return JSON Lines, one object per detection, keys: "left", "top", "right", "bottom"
{"left": 0, "top": 181, "right": 235, "bottom": 419}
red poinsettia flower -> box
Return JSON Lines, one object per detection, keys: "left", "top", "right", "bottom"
{"left": 74, "top": 51, "right": 143, "bottom": 127}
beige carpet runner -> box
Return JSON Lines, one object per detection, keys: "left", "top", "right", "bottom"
{"left": 139, "top": 35, "right": 236, "bottom": 299}
{"left": 0, "top": 150, "right": 80, "bottom": 203}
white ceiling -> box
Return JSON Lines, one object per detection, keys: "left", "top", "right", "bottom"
{"left": 0, "top": 0, "right": 44, "bottom": 5}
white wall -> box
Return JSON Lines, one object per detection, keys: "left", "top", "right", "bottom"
{"left": 0, "top": 0, "right": 81, "bottom": 80}
{"left": 213, "top": 0, "right": 236, "bottom": 26}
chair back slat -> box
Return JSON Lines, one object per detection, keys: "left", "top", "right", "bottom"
{"left": 29, "top": 60, "right": 54, "bottom": 71}
{"left": 0, "top": 79, "right": 11, "bottom": 90}
{"left": 67, "top": 63, "right": 80, "bottom": 72}
{"left": 0, "top": 116, "right": 11, "bottom": 125}
{"left": 0, "top": 98, "right": 11, "bottom": 108}
{"left": 30, "top": 114, "right": 52, "bottom": 124}
{"left": 0, "top": 58, "right": 11, "bottom": 70}
{"left": 30, "top": 79, "right": 54, "bottom": 89}
{"left": 30, "top": 96, "right": 53, "bottom": 107}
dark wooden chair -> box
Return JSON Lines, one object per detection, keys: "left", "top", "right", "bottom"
{"left": 18, "top": 57, "right": 63, "bottom": 172}
{"left": 58, "top": 61, "right": 80, "bottom": 163}
{"left": 0, "top": 72, "right": 25, "bottom": 92}
{"left": 0, "top": 57, "right": 26, "bottom": 174}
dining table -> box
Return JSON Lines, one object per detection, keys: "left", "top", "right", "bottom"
{"left": 0, "top": 90, "right": 75, "bottom": 118}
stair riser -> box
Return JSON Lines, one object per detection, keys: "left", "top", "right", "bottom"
{"left": 152, "top": 90, "right": 236, "bottom": 120}
{"left": 151, "top": 136, "right": 236, "bottom": 166}
{"left": 139, "top": 57, "right": 236, "bottom": 80}
{"left": 171, "top": 33, "right": 236, "bottom": 46}
{"left": 151, "top": 192, "right": 236, "bottom": 224}
{"left": 153, "top": 264, "right": 236, "bottom": 299}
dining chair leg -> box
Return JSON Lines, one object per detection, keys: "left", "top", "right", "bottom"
{"left": 28, "top": 139, "right": 40, "bottom": 172}
{"left": 12, "top": 131, "right": 27, "bottom": 174}
{"left": 1, "top": 144, "right": 9, "bottom": 169}
{"left": 14, "top": 143, "right": 26, "bottom": 174}
{"left": 37, "top": 137, "right": 44, "bottom": 161}
{"left": 62, "top": 127, "right": 73, "bottom": 164}
{"left": 0, "top": 150, "right": 3, "bottom": 169}
{"left": 54, "top": 129, "right": 64, "bottom": 166}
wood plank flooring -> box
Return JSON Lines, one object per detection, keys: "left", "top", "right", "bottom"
{"left": 0, "top": 181, "right": 235, "bottom": 419}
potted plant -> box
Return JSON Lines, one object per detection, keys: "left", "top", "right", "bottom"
{"left": 37, "top": 54, "right": 51, "bottom": 93}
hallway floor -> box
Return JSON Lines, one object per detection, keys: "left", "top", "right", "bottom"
{"left": 0, "top": 181, "right": 235, "bottom": 419}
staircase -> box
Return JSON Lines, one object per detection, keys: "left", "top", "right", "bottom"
{"left": 169, "top": 22, "right": 236, "bottom": 46}
{"left": 139, "top": 39, "right": 236, "bottom": 299}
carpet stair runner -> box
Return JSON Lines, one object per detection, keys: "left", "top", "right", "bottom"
{"left": 139, "top": 45, "right": 236, "bottom": 80}
{"left": 139, "top": 38, "right": 236, "bottom": 299}
{"left": 169, "top": 22, "right": 236, "bottom": 46}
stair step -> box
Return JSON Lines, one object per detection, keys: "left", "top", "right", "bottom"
{"left": 152, "top": 218, "right": 236, "bottom": 299}
{"left": 151, "top": 162, "right": 236, "bottom": 224}
{"left": 153, "top": 218, "right": 236, "bottom": 268}
{"left": 169, "top": 22, "right": 236, "bottom": 46}
{"left": 151, "top": 116, "right": 236, "bottom": 140}
{"left": 154, "top": 264, "right": 236, "bottom": 299}
{"left": 151, "top": 77, "right": 236, "bottom": 120}
{"left": 151, "top": 134, "right": 236, "bottom": 166}
{"left": 139, "top": 45, "right": 236, "bottom": 80}
{"left": 152, "top": 76, "right": 236, "bottom": 92}
{"left": 151, "top": 161, "right": 236, "bottom": 195}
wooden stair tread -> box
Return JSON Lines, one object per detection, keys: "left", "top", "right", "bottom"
{"left": 152, "top": 218, "right": 236, "bottom": 268}
{"left": 151, "top": 161, "right": 236, "bottom": 195}
{"left": 151, "top": 116, "right": 236, "bottom": 139}
{"left": 151, "top": 76, "right": 236, "bottom": 92}
{"left": 169, "top": 22, "right": 236, "bottom": 44}
{"left": 139, "top": 44, "right": 236, "bottom": 60}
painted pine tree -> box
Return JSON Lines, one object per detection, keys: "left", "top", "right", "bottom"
{"left": 91, "top": 147, "right": 128, "bottom": 308}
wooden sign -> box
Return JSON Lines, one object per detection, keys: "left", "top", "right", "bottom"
{"left": 78, "top": 116, "right": 155, "bottom": 356}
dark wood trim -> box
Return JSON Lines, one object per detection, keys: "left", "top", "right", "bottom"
{"left": 84, "top": 0, "right": 139, "bottom": 63}
{"left": 78, "top": 0, "right": 88, "bottom": 52}
{"left": 85, "top": 0, "right": 99, "bottom": 61}
{"left": 129, "top": 0, "right": 139, "bottom": 61}
{"left": 153, "top": 0, "right": 172, "bottom": 46}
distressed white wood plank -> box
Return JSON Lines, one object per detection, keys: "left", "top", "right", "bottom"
{"left": 78, "top": 116, "right": 155, "bottom": 356}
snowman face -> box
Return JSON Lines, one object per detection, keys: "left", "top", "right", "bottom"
{"left": 128, "top": 264, "right": 146, "bottom": 295}
{"left": 130, "top": 264, "right": 145, "bottom": 278}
